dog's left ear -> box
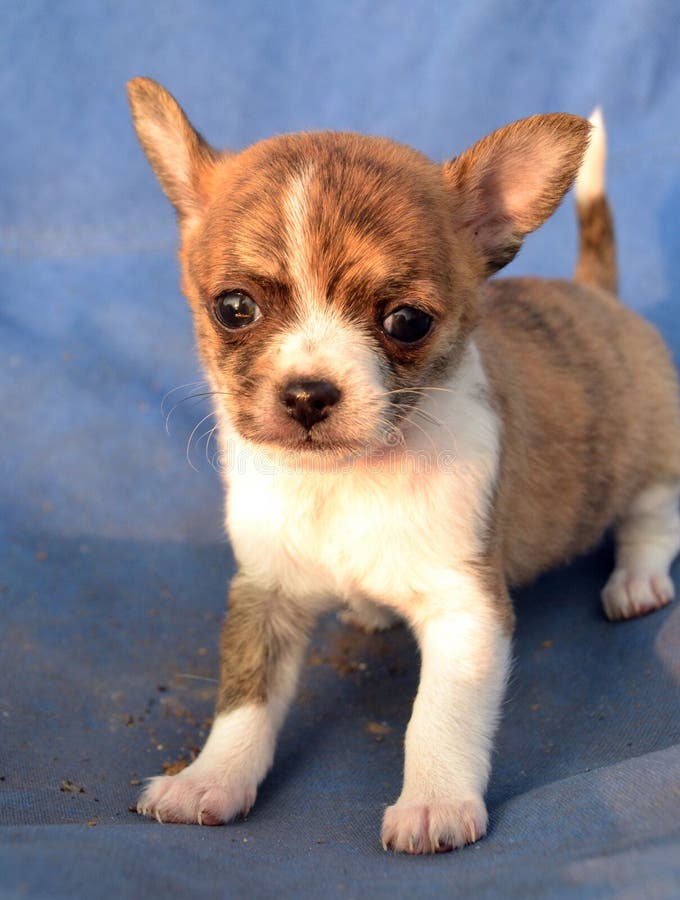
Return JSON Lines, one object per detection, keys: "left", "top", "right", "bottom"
{"left": 443, "top": 114, "right": 591, "bottom": 276}
{"left": 127, "top": 77, "right": 219, "bottom": 227}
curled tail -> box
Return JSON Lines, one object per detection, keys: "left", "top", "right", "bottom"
{"left": 573, "top": 108, "right": 618, "bottom": 294}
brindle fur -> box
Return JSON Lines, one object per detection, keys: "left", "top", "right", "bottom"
{"left": 217, "top": 575, "right": 314, "bottom": 713}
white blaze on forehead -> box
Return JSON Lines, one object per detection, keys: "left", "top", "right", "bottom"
{"left": 279, "top": 165, "right": 386, "bottom": 397}
{"left": 283, "top": 162, "right": 396, "bottom": 305}
{"left": 284, "top": 165, "right": 323, "bottom": 309}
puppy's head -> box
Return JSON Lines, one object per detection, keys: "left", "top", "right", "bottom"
{"left": 128, "top": 79, "right": 589, "bottom": 460}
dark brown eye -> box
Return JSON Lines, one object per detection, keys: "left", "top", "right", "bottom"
{"left": 382, "top": 306, "right": 433, "bottom": 344}
{"left": 214, "top": 291, "right": 261, "bottom": 330}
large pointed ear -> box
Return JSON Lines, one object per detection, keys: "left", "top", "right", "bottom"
{"left": 126, "top": 77, "right": 219, "bottom": 224}
{"left": 442, "top": 114, "right": 591, "bottom": 276}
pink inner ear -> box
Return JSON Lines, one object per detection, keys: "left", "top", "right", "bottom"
{"left": 480, "top": 135, "right": 557, "bottom": 232}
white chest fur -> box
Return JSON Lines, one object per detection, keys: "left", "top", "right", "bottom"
{"left": 221, "top": 343, "right": 500, "bottom": 615}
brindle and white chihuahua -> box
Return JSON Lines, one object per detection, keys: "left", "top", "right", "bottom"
{"left": 128, "top": 79, "right": 680, "bottom": 853}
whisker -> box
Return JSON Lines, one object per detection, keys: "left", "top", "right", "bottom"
{"left": 408, "top": 386, "right": 458, "bottom": 394}
{"left": 209, "top": 449, "right": 223, "bottom": 474}
{"left": 164, "top": 392, "right": 210, "bottom": 435}
{"left": 380, "top": 388, "right": 458, "bottom": 445}
{"left": 412, "top": 407, "right": 443, "bottom": 427}
{"left": 409, "top": 419, "right": 439, "bottom": 456}
{"left": 375, "top": 416, "right": 405, "bottom": 448}
{"left": 395, "top": 407, "right": 439, "bottom": 456}
{"left": 186, "top": 411, "right": 218, "bottom": 471}
{"left": 173, "top": 673, "right": 219, "bottom": 684}
{"left": 160, "top": 380, "right": 208, "bottom": 418}
{"left": 382, "top": 395, "right": 446, "bottom": 427}
{"left": 205, "top": 424, "right": 220, "bottom": 467}
{"left": 380, "top": 387, "right": 429, "bottom": 397}
{"left": 395, "top": 399, "right": 456, "bottom": 445}
{"left": 381, "top": 385, "right": 459, "bottom": 397}
{"left": 415, "top": 408, "right": 458, "bottom": 449}
{"left": 163, "top": 389, "right": 231, "bottom": 435}
{"left": 195, "top": 425, "right": 216, "bottom": 455}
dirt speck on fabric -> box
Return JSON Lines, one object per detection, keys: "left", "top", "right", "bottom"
{"left": 309, "top": 633, "right": 365, "bottom": 677}
{"left": 162, "top": 758, "right": 189, "bottom": 775}
{"left": 59, "top": 780, "right": 85, "bottom": 793}
{"left": 365, "top": 721, "right": 391, "bottom": 736}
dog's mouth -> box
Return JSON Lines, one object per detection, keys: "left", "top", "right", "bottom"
{"left": 236, "top": 410, "right": 406, "bottom": 464}
{"left": 256, "top": 430, "right": 371, "bottom": 460}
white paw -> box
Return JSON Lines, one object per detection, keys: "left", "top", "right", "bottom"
{"left": 136, "top": 705, "right": 274, "bottom": 825}
{"left": 381, "top": 796, "right": 487, "bottom": 854}
{"left": 137, "top": 766, "right": 256, "bottom": 825}
{"left": 602, "top": 569, "right": 674, "bottom": 621}
{"left": 338, "top": 602, "right": 399, "bottom": 633}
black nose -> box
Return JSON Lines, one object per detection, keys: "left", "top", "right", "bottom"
{"left": 281, "top": 379, "right": 341, "bottom": 431}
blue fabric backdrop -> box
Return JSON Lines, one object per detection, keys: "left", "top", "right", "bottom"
{"left": 1, "top": 1, "right": 679, "bottom": 896}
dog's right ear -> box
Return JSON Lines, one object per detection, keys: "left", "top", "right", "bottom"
{"left": 442, "top": 114, "right": 591, "bottom": 277}
{"left": 127, "top": 78, "right": 219, "bottom": 225}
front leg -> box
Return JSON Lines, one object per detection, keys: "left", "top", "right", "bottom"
{"left": 138, "top": 573, "right": 313, "bottom": 825}
{"left": 382, "top": 569, "right": 513, "bottom": 854}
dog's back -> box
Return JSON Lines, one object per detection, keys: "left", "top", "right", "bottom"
{"left": 478, "top": 113, "right": 680, "bottom": 587}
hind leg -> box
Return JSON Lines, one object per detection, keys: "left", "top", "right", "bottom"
{"left": 602, "top": 482, "right": 680, "bottom": 620}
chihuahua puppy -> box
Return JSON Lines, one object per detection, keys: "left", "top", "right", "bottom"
{"left": 128, "top": 79, "right": 680, "bottom": 853}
